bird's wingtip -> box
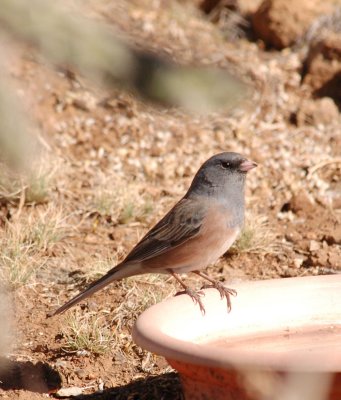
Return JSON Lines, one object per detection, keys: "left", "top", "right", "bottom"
{"left": 46, "top": 309, "right": 60, "bottom": 318}
{"left": 46, "top": 311, "right": 54, "bottom": 319}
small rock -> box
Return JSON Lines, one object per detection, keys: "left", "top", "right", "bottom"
{"left": 324, "top": 226, "right": 341, "bottom": 245}
{"left": 309, "top": 240, "right": 320, "bottom": 252}
{"left": 285, "top": 231, "right": 301, "bottom": 243}
{"left": 304, "top": 32, "right": 341, "bottom": 101}
{"left": 277, "top": 210, "right": 295, "bottom": 221}
{"left": 238, "top": 0, "right": 263, "bottom": 14}
{"left": 55, "top": 360, "right": 68, "bottom": 369}
{"left": 306, "top": 232, "right": 317, "bottom": 240}
{"left": 293, "top": 257, "right": 304, "bottom": 268}
{"left": 314, "top": 249, "right": 330, "bottom": 266}
{"left": 288, "top": 190, "right": 315, "bottom": 213}
{"left": 252, "top": 0, "right": 335, "bottom": 49}
{"left": 76, "top": 350, "right": 90, "bottom": 357}
{"left": 75, "top": 368, "right": 87, "bottom": 379}
{"left": 332, "top": 195, "right": 341, "bottom": 210}
{"left": 328, "top": 247, "right": 341, "bottom": 268}
{"left": 65, "top": 90, "right": 97, "bottom": 111}
{"left": 55, "top": 387, "right": 83, "bottom": 398}
{"left": 296, "top": 98, "right": 340, "bottom": 127}
{"left": 304, "top": 251, "right": 329, "bottom": 267}
{"left": 98, "top": 380, "right": 104, "bottom": 391}
{"left": 84, "top": 234, "right": 99, "bottom": 244}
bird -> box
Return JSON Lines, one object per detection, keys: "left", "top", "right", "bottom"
{"left": 48, "top": 152, "right": 257, "bottom": 317}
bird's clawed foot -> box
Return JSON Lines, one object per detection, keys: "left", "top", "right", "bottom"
{"left": 201, "top": 282, "right": 237, "bottom": 312}
{"left": 169, "top": 269, "right": 206, "bottom": 314}
{"left": 193, "top": 270, "right": 237, "bottom": 312}
{"left": 175, "top": 288, "right": 206, "bottom": 315}
{"left": 169, "top": 269, "right": 237, "bottom": 314}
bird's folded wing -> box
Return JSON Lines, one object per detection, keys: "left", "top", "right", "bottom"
{"left": 124, "top": 197, "right": 208, "bottom": 263}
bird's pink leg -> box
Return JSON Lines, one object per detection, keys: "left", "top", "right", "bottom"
{"left": 193, "top": 270, "right": 237, "bottom": 312}
{"left": 168, "top": 269, "right": 206, "bottom": 315}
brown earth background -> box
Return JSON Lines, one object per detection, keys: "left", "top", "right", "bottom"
{"left": 0, "top": 0, "right": 340, "bottom": 399}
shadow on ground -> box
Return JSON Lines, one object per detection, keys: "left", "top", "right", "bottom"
{"left": 0, "top": 357, "right": 62, "bottom": 393}
{"left": 73, "top": 372, "right": 184, "bottom": 400}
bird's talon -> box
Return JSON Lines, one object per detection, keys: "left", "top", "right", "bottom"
{"left": 175, "top": 288, "right": 206, "bottom": 314}
{"left": 198, "top": 280, "right": 236, "bottom": 312}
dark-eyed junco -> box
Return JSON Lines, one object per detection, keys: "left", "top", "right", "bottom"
{"left": 48, "top": 152, "right": 256, "bottom": 316}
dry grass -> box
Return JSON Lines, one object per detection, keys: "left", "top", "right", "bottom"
{"left": 82, "top": 257, "right": 119, "bottom": 283}
{"left": 0, "top": 207, "right": 67, "bottom": 288}
{"left": 0, "top": 157, "right": 58, "bottom": 205}
{"left": 25, "top": 170, "right": 52, "bottom": 204}
{"left": 60, "top": 273, "right": 173, "bottom": 364}
{"left": 232, "top": 212, "right": 281, "bottom": 255}
{"left": 89, "top": 176, "right": 154, "bottom": 225}
{"left": 111, "top": 275, "right": 174, "bottom": 369}
{"left": 0, "top": 289, "right": 12, "bottom": 356}
{"left": 61, "top": 310, "right": 115, "bottom": 355}
{"left": 112, "top": 274, "right": 174, "bottom": 330}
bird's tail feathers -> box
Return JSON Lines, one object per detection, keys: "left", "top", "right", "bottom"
{"left": 47, "top": 262, "right": 140, "bottom": 317}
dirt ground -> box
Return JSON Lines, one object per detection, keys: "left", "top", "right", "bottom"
{"left": 0, "top": 0, "right": 340, "bottom": 399}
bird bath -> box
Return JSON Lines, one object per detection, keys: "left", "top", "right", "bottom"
{"left": 133, "top": 275, "right": 341, "bottom": 400}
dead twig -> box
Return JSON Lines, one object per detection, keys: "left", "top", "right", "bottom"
{"left": 307, "top": 158, "right": 341, "bottom": 179}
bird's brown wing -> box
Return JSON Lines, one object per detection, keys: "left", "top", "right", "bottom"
{"left": 124, "top": 197, "right": 208, "bottom": 263}
{"left": 47, "top": 197, "right": 208, "bottom": 317}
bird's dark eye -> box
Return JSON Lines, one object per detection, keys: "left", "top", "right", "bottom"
{"left": 220, "top": 161, "right": 230, "bottom": 169}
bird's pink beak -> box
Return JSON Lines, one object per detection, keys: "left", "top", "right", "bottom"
{"left": 239, "top": 159, "right": 257, "bottom": 172}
